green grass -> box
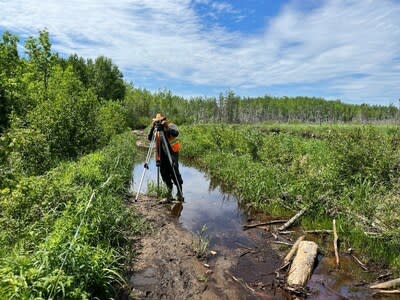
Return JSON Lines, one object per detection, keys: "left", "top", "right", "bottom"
{"left": 180, "top": 123, "right": 400, "bottom": 273}
{"left": 147, "top": 180, "right": 171, "bottom": 198}
{"left": 0, "top": 131, "right": 146, "bottom": 299}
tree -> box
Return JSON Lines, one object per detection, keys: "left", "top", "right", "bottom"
{"left": 28, "top": 66, "right": 100, "bottom": 158}
{"left": 67, "top": 54, "right": 90, "bottom": 87}
{"left": 88, "top": 56, "right": 125, "bottom": 100}
{"left": 0, "top": 31, "right": 20, "bottom": 132}
{"left": 25, "top": 29, "right": 53, "bottom": 101}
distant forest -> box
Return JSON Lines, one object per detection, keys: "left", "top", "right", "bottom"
{"left": 1, "top": 29, "right": 399, "bottom": 138}
{"left": 126, "top": 89, "right": 400, "bottom": 127}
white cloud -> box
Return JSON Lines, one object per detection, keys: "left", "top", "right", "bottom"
{"left": 210, "top": 1, "right": 236, "bottom": 14}
{"left": 0, "top": 0, "right": 399, "bottom": 104}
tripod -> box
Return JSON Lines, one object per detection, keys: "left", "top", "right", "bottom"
{"left": 135, "top": 126, "right": 183, "bottom": 202}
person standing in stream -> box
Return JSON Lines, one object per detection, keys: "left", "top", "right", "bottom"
{"left": 148, "top": 113, "right": 184, "bottom": 202}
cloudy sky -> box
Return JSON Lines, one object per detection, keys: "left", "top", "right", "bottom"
{"left": 0, "top": 0, "right": 399, "bottom": 105}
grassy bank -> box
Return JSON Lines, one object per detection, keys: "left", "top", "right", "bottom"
{"left": 0, "top": 131, "right": 145, "bottom": 299}
{"left": 180, "top": 124, "right": 400, "bottom": 271}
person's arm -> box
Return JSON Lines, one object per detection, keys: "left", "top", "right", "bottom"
{"left": 148, "top": 123, "right": 155, "bottom": 141}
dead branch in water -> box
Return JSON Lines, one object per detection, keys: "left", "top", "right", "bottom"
{"left": 279, "top": 230, "right": 296, "bottom": 235}
{"left": 370, "top": 278, "right": 400, "bottom": 289}
{"left": 350, "top": 253, "right": 368, "bottom": 271}
{"left": 271, "top": 241, "right": 293, "bottom": 246}
{"left": 319, "top": 280, "right": 351, "bottom": 300}
{"left": 239, "top": 250, "right": 256, "bottom": 257}
{"left": 372, "top": 289, "right": 400, "bottom": 296}
{"left": 283, "top": 235, "right": 305, "bottom": 266}
{"left": 234, "top": 241, "right": 253, "bottom": 251}
{"left": 333, "top": 219, "right": 339, "bottom": 267}
{"left": 243, "top": 219, "right": 288, "bottom": 230}
{"left": 304, "top": 229, "right": 333, "bottom": 234}
{"left": 377, "top": 272, "right": 393, "bottom": 281}
{"left": 278, "top": 206, "right": 308, "bottom": 231}
{"left": 225, "top": 271, "right": 256, "bottom": 294}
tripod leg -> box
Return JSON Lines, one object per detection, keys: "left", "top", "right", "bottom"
{"left": 157, "top": 165, "right": 160, "bottom": 196}
{"left": 135, "top": 133, "right": 156, "bottom": 201}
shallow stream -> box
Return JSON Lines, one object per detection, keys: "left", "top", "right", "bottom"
{"left": 131, "top": 157, "right": 392, "bottom": 299}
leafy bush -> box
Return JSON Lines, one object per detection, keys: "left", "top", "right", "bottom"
{"left": 96, "top": 101, "right": 128, "bottom": 145}
{"left": 28, "top": 66, "right": 101, "bottom": 159}
{"left": 5, "top": 127, "right": 52, "bottom": 177}
{"left": 328, "top": 126, "right": 397, "bottom": 186}
{"left": 0, "top": 131, "right": 145, "bottom": 299}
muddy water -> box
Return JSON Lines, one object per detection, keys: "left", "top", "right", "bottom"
{"left": 131, "top": 159, "right": 256, "bottom": 249}
{"left": 131, "top": 159, "right": 391, "bottom": 299}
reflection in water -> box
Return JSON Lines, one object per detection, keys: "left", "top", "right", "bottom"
{"left": 132, "top": 158, "right": 252, "bottom": 248}
{"left": 170, "top": 202, "right": 183, "bottom": 218}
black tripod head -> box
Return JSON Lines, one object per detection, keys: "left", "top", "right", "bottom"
{"left": 153, "top": 117, "right": 167, "bottom": 131}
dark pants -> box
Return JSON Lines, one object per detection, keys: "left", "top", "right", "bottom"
{"left": 159, "top": 150, "right": 183, "bottom": 194}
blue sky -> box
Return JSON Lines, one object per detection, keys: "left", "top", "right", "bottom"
{"left": 1, "top": 0, "right": 400, "bottom": 105}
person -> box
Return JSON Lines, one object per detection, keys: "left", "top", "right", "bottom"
{"left": 148, "top": 113, "right": 184, "bottom": 202}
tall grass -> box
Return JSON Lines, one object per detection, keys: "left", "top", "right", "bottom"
{"left": 180, "top": 124, "right": 400, "bottom": 271}
{"left": 0, "top": 132, "right": 145, "bottom": 299}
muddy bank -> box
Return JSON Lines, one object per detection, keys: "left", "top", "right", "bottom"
{"left": 128, "top": 195, "right": 279, "bottom": 299}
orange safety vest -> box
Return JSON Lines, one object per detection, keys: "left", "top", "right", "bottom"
{"left": 155, "top": 123, "right": 181, "bottom": 153}
{"left": 168, "top": 135, "right": 181, "bottom": 153}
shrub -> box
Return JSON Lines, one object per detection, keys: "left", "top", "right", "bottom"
{"left": 5, "top": 127, "right": 52, "bottom": 177}
{"left": 97, "top": 101, "right": 128, "bottom": 145}
{"left": 0, "top": 131, "right": 145, "bottom": 299}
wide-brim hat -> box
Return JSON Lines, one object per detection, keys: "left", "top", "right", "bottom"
{"left": 153, "top": 113, "right": 166, "bottom": 121}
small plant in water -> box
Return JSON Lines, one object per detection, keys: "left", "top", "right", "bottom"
{"left": 192, "top": 224, "right": 210, "bottom": 258}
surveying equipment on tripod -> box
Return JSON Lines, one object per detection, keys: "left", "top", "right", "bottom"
{"left": 135, "top": 115, "right": 183, "bottom": 202}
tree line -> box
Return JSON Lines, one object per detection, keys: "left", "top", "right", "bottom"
{"left": 0, "top": 29, "right": 128, "bottom": 186}
{"left": 124, "top": 89, "right": 399, "bottom": 127}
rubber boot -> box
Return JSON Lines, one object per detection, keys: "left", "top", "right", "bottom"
{"left": 166, "top": 188, "right": 174, "bottom": 201}
{"left": 176, "top": 187, "right": 184, "bottom": 202}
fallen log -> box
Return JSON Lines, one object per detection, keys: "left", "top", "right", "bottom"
{"left": 287, "top": 241, "right": 318, "bottom": 287}
{"left": 370, "top": 278, "right": 400, "bottom": 289}
{"left": 283, "top": 235, "right": 306, "bottom": 266}
{"left": 278, "top": 206, "right": 308, "bottom": 231}
{"left": 243, "top": 219, "right": 288, "bottom": 230}
{"left": 333, "top": 219, "right": 339, "bottom": 267}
